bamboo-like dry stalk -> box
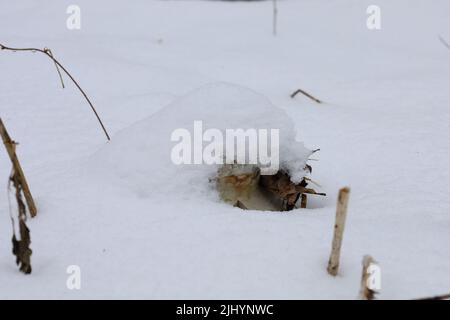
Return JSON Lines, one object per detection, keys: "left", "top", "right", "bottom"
{"left": 0, "top": 118, "right": 37, "bottom": 217}
{"left": 327, "top": 187, "right": 350, "bottom": 276}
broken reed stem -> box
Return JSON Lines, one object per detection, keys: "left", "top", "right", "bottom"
{"left": 327, "top": 187, "right": 350, "bottom": 276}
{"left": 359, "top": 255, "right": 377, "bottom": 300}
{"left": 0, "top": 118, "right": 37, "bottom": 217}
{"left": 291, "top": 88, "right": 322, "bottom": 104}
{"left": 0, "top": 43, "right": 110, "bottom": 141}
{"left": 300, "top": 194, "right": 307, "bottom": 208}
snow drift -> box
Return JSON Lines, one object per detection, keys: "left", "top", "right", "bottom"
{"left": 90, "top": 83, "right": 312, "bottom": 201}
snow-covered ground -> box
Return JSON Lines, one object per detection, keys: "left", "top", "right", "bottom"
{"left": 1, "top": 0, "right": 449, "bottom": 299}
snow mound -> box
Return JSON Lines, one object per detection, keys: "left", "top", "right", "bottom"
{"left": 90, "top": 83, "right": 312, "bottom": 200}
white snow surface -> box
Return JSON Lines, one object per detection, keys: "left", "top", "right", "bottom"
{"left": 1, "top": 0, "right": 450, "bottom": 299}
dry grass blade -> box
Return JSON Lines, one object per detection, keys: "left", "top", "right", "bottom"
{"left": 9, "top": 170, "right": 32, "bottom": 274}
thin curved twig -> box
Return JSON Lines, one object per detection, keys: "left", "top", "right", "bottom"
{"left": 45, "top": 48, "right": 65, "bottom": 89}
{"left": 0, "top": 43, "right": 110, "bottom": 141}
{"left": 291, "top": 88, "right": 322, "bottom": 104}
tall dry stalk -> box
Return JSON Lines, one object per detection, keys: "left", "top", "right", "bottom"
{"left": 0, "top": 118, "right": 37, "bottom": 217}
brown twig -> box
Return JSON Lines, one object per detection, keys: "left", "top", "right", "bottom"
{"left": 0, "top": 43, "right": 110, "bottom": 141}
{"left": 302, "top": 188, "right": 326, "bottom": 196}
{"left": 291, "top": 88, "right": 322, "bottom": 104}
{"left": 414, "top": 293, "right": 450, "bottom": 300}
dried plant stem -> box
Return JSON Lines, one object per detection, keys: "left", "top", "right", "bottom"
{"left": 2, "top": 118, "right": 34, "bottom": 274}
{"left": 327, "top": 187, "right": 350, "bottom": 276}
{"left": 291, "top": 88, "right": 322, "bottom": 104}
{"left": 0, "top": 118, "right": 37, "bottom": 217}
{"left": 0, "top": 43, "right": 110, "bottom": 141}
